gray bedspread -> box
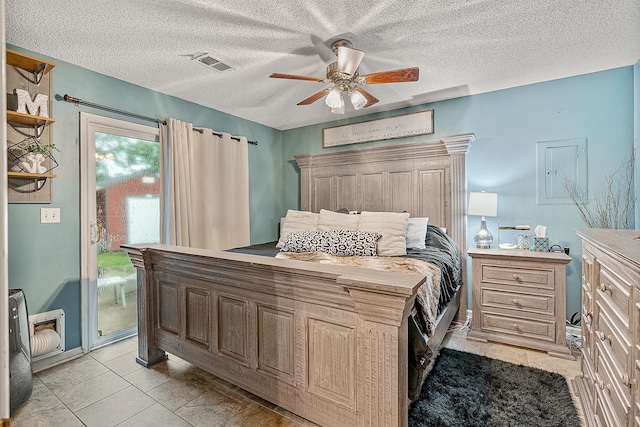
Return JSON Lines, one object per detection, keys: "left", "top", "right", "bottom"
{"left": 228, "top": 225, "right": 462, "bottom": 315}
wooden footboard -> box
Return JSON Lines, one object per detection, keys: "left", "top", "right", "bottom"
{"left": 123, "top": 243, "right": 425, "bottom": 427}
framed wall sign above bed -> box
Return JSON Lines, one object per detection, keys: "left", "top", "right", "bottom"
{"left": 322, "top": 109, "right": 434, "bottom": 148}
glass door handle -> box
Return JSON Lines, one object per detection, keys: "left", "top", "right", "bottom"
{"left": 90, "top": 222, "right": 102, "bottom": 245}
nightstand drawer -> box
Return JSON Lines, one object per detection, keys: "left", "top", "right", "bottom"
{"left": 481, "top": 288, "right": 555, "bottom": 316}
{"left": 480, "top": 312, "right": 555, "bottom": 342}
{"left": 481, "top": 265, "right": 555, "bottom": 290}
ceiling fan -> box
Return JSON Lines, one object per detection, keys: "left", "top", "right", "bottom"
{"left": 270, "top": 39, "right": 419, "bottom": 114}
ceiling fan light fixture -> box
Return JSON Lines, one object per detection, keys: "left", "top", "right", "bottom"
{"left": 271, "top": 39, "right": 418, "bottom": 111}
{"left": 331, "top": 100, "right": 345, "bottom": 115}
{"left": 349, "top": 88, "right": 367, "bottom": 110}
{"left": 337, "top": 46, "right": 365, "bottom": 76}
{"left": 325, "top": 87, "right": 343, "bottom": 109}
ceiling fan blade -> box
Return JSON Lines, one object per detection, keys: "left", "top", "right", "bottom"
{"left": 270, "top": 73, "right": 324, "bottom": 82}
{"left": 337, "top": 46, "right": 365, "bottom": 76}
{"left": 361, "top": 67, "right": 419, "bottom": 84}
{"left": 354, "top": 87, "right": 379, "bottom": 107}
{"left": 297, "top": 89, "right": 330, "bottom": 105}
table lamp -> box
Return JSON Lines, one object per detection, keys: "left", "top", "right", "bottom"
{"left": 468, "top": 191, "right": 498, "bottom": 248}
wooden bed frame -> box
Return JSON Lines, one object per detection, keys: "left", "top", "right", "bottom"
{"left": 122, "top": 133, "right": 474, "bottom": 427}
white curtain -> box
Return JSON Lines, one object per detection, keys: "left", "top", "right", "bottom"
{"left": 159, "top": 118, "right": 250, "bottom": 250}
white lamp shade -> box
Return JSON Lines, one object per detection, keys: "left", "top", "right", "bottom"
{"left": 337, "top": 46, "right": 365, "bottom": 76}
{"left": 468, "top": 191, "right": 498, "bottom": 217}
{"left": 330, "top": 93, "right": 345, "bottom": 114}
{"left": 325, "top": 88, "right": 343, "bottom": 109}
{"left": 349, "top": 89, "right": 367, "bottom": 110}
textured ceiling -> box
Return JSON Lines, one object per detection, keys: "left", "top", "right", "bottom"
{"left": 6, "top": 0, "right": 640, "bottom": 130}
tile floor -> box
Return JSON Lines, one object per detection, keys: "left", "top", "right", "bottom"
{"left": 10, "top": 328, "right": 585, "bottom": 427}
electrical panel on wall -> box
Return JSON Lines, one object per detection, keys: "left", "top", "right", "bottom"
{"left": 535, "top": 138, "right": 588, "bottom": 205}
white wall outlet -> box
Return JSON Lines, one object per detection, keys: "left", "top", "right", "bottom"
{"left": 40, "top": 208, "right": 60, "bottom": 223}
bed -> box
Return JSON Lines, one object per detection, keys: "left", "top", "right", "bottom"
{"left": 122, "top": 133, "right": 475, "bottom": 427}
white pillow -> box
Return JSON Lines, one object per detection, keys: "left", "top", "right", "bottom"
{"left": 406, "top": 217, "right": 429, "bottom": 249}
{"left": 317, "top": 209, "right": 360, "bottom": 231}
{"left": 276, "top": 210, "right": 319, "bottom": 248}
{"left": 358, "top": 211, "right": 410, "bottom": 256}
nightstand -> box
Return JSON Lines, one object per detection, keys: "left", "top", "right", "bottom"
{"left": 466, "top": 247, "right": 574, "bottom": 359}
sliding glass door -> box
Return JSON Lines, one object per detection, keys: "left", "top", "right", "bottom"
{"left": 80, "top": 113, "right": 160, "bottom": 350}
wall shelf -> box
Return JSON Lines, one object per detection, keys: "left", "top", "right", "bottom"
{"left": 6, "top": 48, "right": 57, "bottom": 201}
{"left": 6, "top": 48, "right": 55, "bottom": 85}
{"left": 7, "top": 111, "right": 56, "bottom": 138}
{"left": 7, "top": 110, "right": 55, "bottom": 127}
{"left": 8, "top": 172, "right": 57, "bottom": 179}
{"left": 8, "top": 172, "right": 57, "bottom": 192}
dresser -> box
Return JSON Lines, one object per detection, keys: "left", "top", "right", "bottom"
{"left": 467, "top": 247, "right": 573, "bottom": 359}
{"left": 573, "top": 229, "right": 640, "bottom": 427}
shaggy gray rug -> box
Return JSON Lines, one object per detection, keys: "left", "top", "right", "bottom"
{"left": 408, "top": 348, "right": 581, "bottom": 427}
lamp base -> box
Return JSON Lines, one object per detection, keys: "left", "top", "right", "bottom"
{"left": 474, "top": 217, "right": 493, "bottom": 249}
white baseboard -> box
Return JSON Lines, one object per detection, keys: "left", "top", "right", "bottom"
{"left": 32, "top": 346, "right": 84, "bottom": 373}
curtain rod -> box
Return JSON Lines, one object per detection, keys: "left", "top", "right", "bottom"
{"left": 62, "top": 94, "right": 258, "bottom": 145}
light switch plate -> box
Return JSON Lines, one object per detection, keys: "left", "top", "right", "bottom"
{"left": 41, "top": 208, "right": 60, "bottom": 223}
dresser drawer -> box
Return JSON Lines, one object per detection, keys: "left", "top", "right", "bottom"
{"left": 595, "top": 383, "right": 625, "bottom": 427}
{"left": 481, "top": 264, "right": 555, "bottom": 290}
{"left": 581, "top": 352, "right": 596, "bottom": 408}
{"left": 481, "top": 287, "right": 554, "bottom": 316}
{"left": 582, "top": 248, "right": 595, "bottom": 292}
{"left": 597, "top": 264, "right": 632, "bottom": 331}
{"left": 480, "top": 312, "right": 555, "bottom": 342}
{"left": 595, "top": 346, "right": 632, "bottom": 427}
{"left": 595, "top": 302, "right": 632, "bottom": 377}
{"left": 635, "top": 360, "right": 640, "bottom": 419}
{"left": 582, "top": 284, "right": 594, "bottom": 328}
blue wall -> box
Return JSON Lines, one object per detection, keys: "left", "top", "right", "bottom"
{"left": 8, "top": 43, "right": 637, "bottom": 352}
{"left": 282, "top": 66, "right": 636, "bottom": 319}
{"left": 635, "top": 60, "right": 640, "bottom": 227}
{"left": 7, "top": 46, "right": 283, "bottom": 351}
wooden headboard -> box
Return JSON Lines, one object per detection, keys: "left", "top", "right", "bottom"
{"left": 294, "top": 133, "right": 475, "bottom": 320}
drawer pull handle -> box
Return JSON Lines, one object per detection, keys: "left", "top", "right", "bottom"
{"left": 512, "top": 274, "right": 520, "bottom": 280}
{"left": 622, "top": 374, "right": 635, "bottom": 387}
{"left": 513, "top": 324, "right": 521, "bottom": 332}
{"left": 597, "top": 379, "right": 612, "bottom": 394}
{"left": 599, "top": 283, "right": 612, "bottom": 294}
{"left": 512, "top": 299, "right": 519, "bottom": 306}
{"left": 595, "top": 331, "right": 611, "bottom": 345}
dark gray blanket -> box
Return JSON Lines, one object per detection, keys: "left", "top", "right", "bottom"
{"left": 407, "top": 225, "right": 462, "bottom": 315}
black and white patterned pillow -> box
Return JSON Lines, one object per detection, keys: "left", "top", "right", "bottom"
{"left": 281, "top": 230, "right": 324, "bottom": 253}
{"left": 321, "top": 229, "right": 381, "bottom": 256}
{"left": 281, "top": 229, "right": 381, "bottom": 256}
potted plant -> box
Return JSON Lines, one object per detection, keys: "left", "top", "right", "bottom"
{"left": 8, "top": 136, "right": 59, "bottom": 174}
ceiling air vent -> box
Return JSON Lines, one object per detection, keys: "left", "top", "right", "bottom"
{"left": 192, "top": 53, "right": 234, "bottom": 72}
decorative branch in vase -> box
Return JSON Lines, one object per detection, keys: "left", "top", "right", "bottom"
{"left": 561, "top": 150, "right": 635, "bottom": 229}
